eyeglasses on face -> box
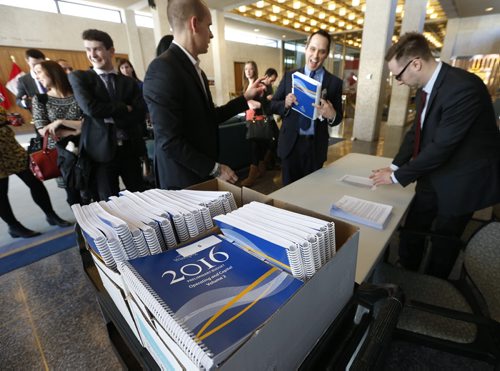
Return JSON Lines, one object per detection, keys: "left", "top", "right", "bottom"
{"left": 394, "top": 57, "right": 418, "bottom": 81}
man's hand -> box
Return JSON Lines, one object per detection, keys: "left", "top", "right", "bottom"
{"left": 127, "top": 105, "right": 133, "bottom": 112}
{"left": 369, "top": 167, "right": 393, "bottom": 186}
{"left": 314, "top": 98, "right": 336, "bottom": 121}
{"left": 285, "top": 93, "right": 297, "bottom": 109}
{"left": 247, "top": 99, "right": 261, "bottom": 110}
{"left": 243, "top": 77, "right": 266, "bottom": 100}
{"left": 217, "top": 164, "right": 238, "bottom": 184}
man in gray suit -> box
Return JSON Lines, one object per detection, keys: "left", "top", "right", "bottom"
{"left": 143, "top": 0, "right": 264, "bottom": 190}
{"left": 16, "top": 49, "right": 46, "bottom": 112}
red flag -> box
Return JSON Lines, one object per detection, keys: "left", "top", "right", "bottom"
{"left": 0, "top": 83, "right": 11, "bottom": 109}
{"left": 5, "top": 62, "right": 25, "bottom": 96}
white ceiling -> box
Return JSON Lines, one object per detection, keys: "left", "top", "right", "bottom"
{"left": 87, "top": 0, "right": 500, "bottom": 34}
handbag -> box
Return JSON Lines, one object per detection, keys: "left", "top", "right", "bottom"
{"left": 29, "top": 132, "right": 61, "bottom": 181}
{"left": 245, "top": 118, "right": 274, "bottom": 141}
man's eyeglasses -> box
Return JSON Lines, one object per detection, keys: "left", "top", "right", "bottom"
{"left": 394, "top": 58, "right": 418, "bottom": 81}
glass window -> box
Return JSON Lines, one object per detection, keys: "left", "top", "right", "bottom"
{"left": 225, "top": 29, "right": 278, "bottom": 48}
{"left": 57, "top": 1, "right": 122, "bottom": 23}
{"left": 135, "top": 13, "right": 153, "bottom": 28}
{"left": 0, "top": 0, "right": 57, "bottom": 12}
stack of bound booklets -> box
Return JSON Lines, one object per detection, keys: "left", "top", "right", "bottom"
{"left": 213, "top": 202, "right": 336, "bottom": 280}
{"left": 72, "top": 189, "right": 237, "bottom": 269}
{"left": 119, "top": 233, "right": 303, "bottom": 370}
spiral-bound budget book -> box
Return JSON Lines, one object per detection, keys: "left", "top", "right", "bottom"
{"left": 292, "top": 71, "right": 321, "bottom": 120}
{"left": 119, "top": 234, "right": 303, "bottom": 370}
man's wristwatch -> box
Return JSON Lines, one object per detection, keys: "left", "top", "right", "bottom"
{"left": 211, "top": 162, "right": 221, "bottom": 178}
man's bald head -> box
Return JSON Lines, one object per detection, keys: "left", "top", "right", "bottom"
{"left": 167, "top": 0, "right": 208, "bottom": 34}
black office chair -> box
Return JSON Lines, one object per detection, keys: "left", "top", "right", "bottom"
{"left": 373, "top": 222, "right": 500, "bottom": 366}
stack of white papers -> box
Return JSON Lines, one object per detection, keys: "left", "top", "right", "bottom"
{"left": 330, "top": 195, "right": 393, "bottom": 230}
{"left": 213, "top": 201, "right": 336, "bottom": 280}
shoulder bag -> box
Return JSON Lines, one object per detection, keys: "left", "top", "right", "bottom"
{"left": 29, "top": 131, "right": 61, "bottom": 181}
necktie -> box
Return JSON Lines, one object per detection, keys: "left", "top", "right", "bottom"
{"left": 102, "top": 73, "right": 116, "bottom": 100}
{"left": 413, "top": 90, "right": 428, "bottom": 159}
{"left": 40, "top": 84, "right": 47, "bottom": 94}
{"left": 299, "top": 70, "right": 317, "bottom": 131}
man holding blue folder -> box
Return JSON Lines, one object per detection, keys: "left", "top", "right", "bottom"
{"left": 270, "top": 30, "right": 343, "bottom": 185}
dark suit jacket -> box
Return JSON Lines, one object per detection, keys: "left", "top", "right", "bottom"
{"left": 269, "top": 68, "right": 343, "bottom": 165}
{"left": 143, "top": 44, "right": 248, "bottom": 189}
{"left": 69, "top": 69, "right": 146, "bottom": 163}
{"left": 16, "top": 73, "right": 39, "bottom": 110}
{"left": 394, "top": 62, "right": 500, "bottom": 216}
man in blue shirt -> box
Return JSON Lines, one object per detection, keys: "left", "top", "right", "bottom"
{"left": 269, "top": 30, "right": 343, "bottom": 185}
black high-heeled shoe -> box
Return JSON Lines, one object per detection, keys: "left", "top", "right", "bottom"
{"left": 8, "top": 223, "right": 42, "bottom": 238}
{"left": 46, "top": 213, "right": 73, "bottom": 228}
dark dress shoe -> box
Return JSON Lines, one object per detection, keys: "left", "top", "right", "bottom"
{"left": 46, "top": 214, "right": 73, "bottom": 227}
{"left": 8, "top": 224, "right": 42, "bottom": 238}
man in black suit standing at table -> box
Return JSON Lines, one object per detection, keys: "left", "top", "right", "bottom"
{"left": 16, "top": 49, "right": 46, "bottom": 112}
{"left": 143, "top": 0, "right": 264, "bottom": 190}
{"left": 371, "top": 32, "right": 500, "bottom": 278}
{"left": 269, "top": 30, "right": 343, "bottom": 186}
{"left": 69, "top": 29, "right": 146, "bottom": 201}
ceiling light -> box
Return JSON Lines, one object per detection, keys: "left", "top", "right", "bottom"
{"left": 328, "top": 2, "right": 336, "bottom": 11}
{"left": 256, "top": 1, "right": 265, "bottom": 8}
{"left": 396, "top": 5, "right": 403, "bottom": 13}
{"left": 310, "top": 19, "right": 317, "bottom": 26}
{"left": 430, "top": 13, "right": 437, "bottom": 19}
{"left": 329, "top": 26, "right": 336, "bottom": 32}
{"left": 329, "top": 16, "right": 335, "bottom": 23}
{"left": 272, "top": 5, "right": 281, "bottom": 13}
{"left": 294, "top": 22, "right": 301, "bottom": 28}
{"left": 255, "top": 10, "right": 262, "bottom": 17}
{"left": 238, "top": 5, "right": 246, "bottom": 12}
{"left": 254, "top": 28, "right": 260, "bottom": 32}
{"left": 348, "top": 13, "right": 355, "bottom": 20}
{"left": 357, "top": 18, "right": 363, "bottom": 24}
{"left": 352, "top": 0, "right": 360, "bottom": 6}
{"left": 299, "top": 15, "right": 306, "bottom": 22}
{"left": 270, "top": 15, "right": 277, "bottom": 21}
{"left": 485, "top": 7, "right": 493, "bottom": 11}
{"left": 282, "top": 34, "right": 287, "bottom": 38}
{"left": 283, "top": 19, "right": 290, "bottom": 25}
{"left": 287, "top": 11, "right": 295, "bottom": 18}
{"left": 426, "top": 7, "right": 434, "bottom": 14}
{"left": 392, "top": 35, "right": 397, "bottom": 41}
{"left": 361, "top": 4, "right": 366, "bottom": 12}
{"left": 339, "top": 7, "right": 346, "bottom": 16}
{"left": 307, "top": 7, "right": 315, "bottom": 15}
{"left": 318, "top": 12, "right": 326, "bottom": 19}
{"left": 293, "top": 1, "right": 301, "bottom": 9}
{"left": 348, "top": 40, "right": 353, "bottom": 45}
{"left": 338, "top": 20, "right": 345, "bottom": 27}
{"left": 320, "top": 24, "right": 327, "bottom": 29}
{"left": 346, "top": 24, "right": 353, "bottom": 30}
{"left": 304, "top": 26, "right": 311, "bottom": 31}
{"left": 315, "top": 0, "right": 323, "bottom": 4}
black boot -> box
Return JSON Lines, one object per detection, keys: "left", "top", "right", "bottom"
{"left": 46, "top": 213, "right": 72, "bottom": 227}
{"left": 8, "top": 223, "right": 41, "bottom": 238}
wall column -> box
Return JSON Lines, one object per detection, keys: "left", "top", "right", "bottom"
{"left": 386, "top": 0, "right": 427, "bottom": 129}
{"left": 123, "top": 9, "right": 146, "bottom": 79}
{"left": 440, "top": 18, "right": 460, "bottom": 63}
{"left": 352, "top": 0, "right": 397, "bottom": 141}
{"left": 150, "top": 0, "right": 171, "bottom": 48}
{"left": 210, "top": 9, "right": 229, "bottom": 105}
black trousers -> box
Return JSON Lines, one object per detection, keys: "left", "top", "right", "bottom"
{"left": 92, "top": 140, "right": 144, "bottom": 201}
{"left": 399, "top": 180, "right": 472, "bottom": 278}
{"left": 249, "top": 139, "right": 269, "bottom": 166}
{"left": 0, "top": 169, "right": 54, "bottom": 226}
{"left": 281, "top": 136, "right": 322, "bottom": 186}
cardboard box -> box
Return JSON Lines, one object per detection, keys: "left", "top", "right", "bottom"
{"left": 131, "top": 182, "right": 359, "bottom": 370}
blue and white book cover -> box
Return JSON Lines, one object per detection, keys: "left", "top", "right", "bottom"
{"left": 213, "top": 217, "right": 296, "bottom": 275}
{"left": 292, "top": 71, "right": 321, "bottom": 120}
{"left": 123, "top": 234, "right": 303, "bottom": 367}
